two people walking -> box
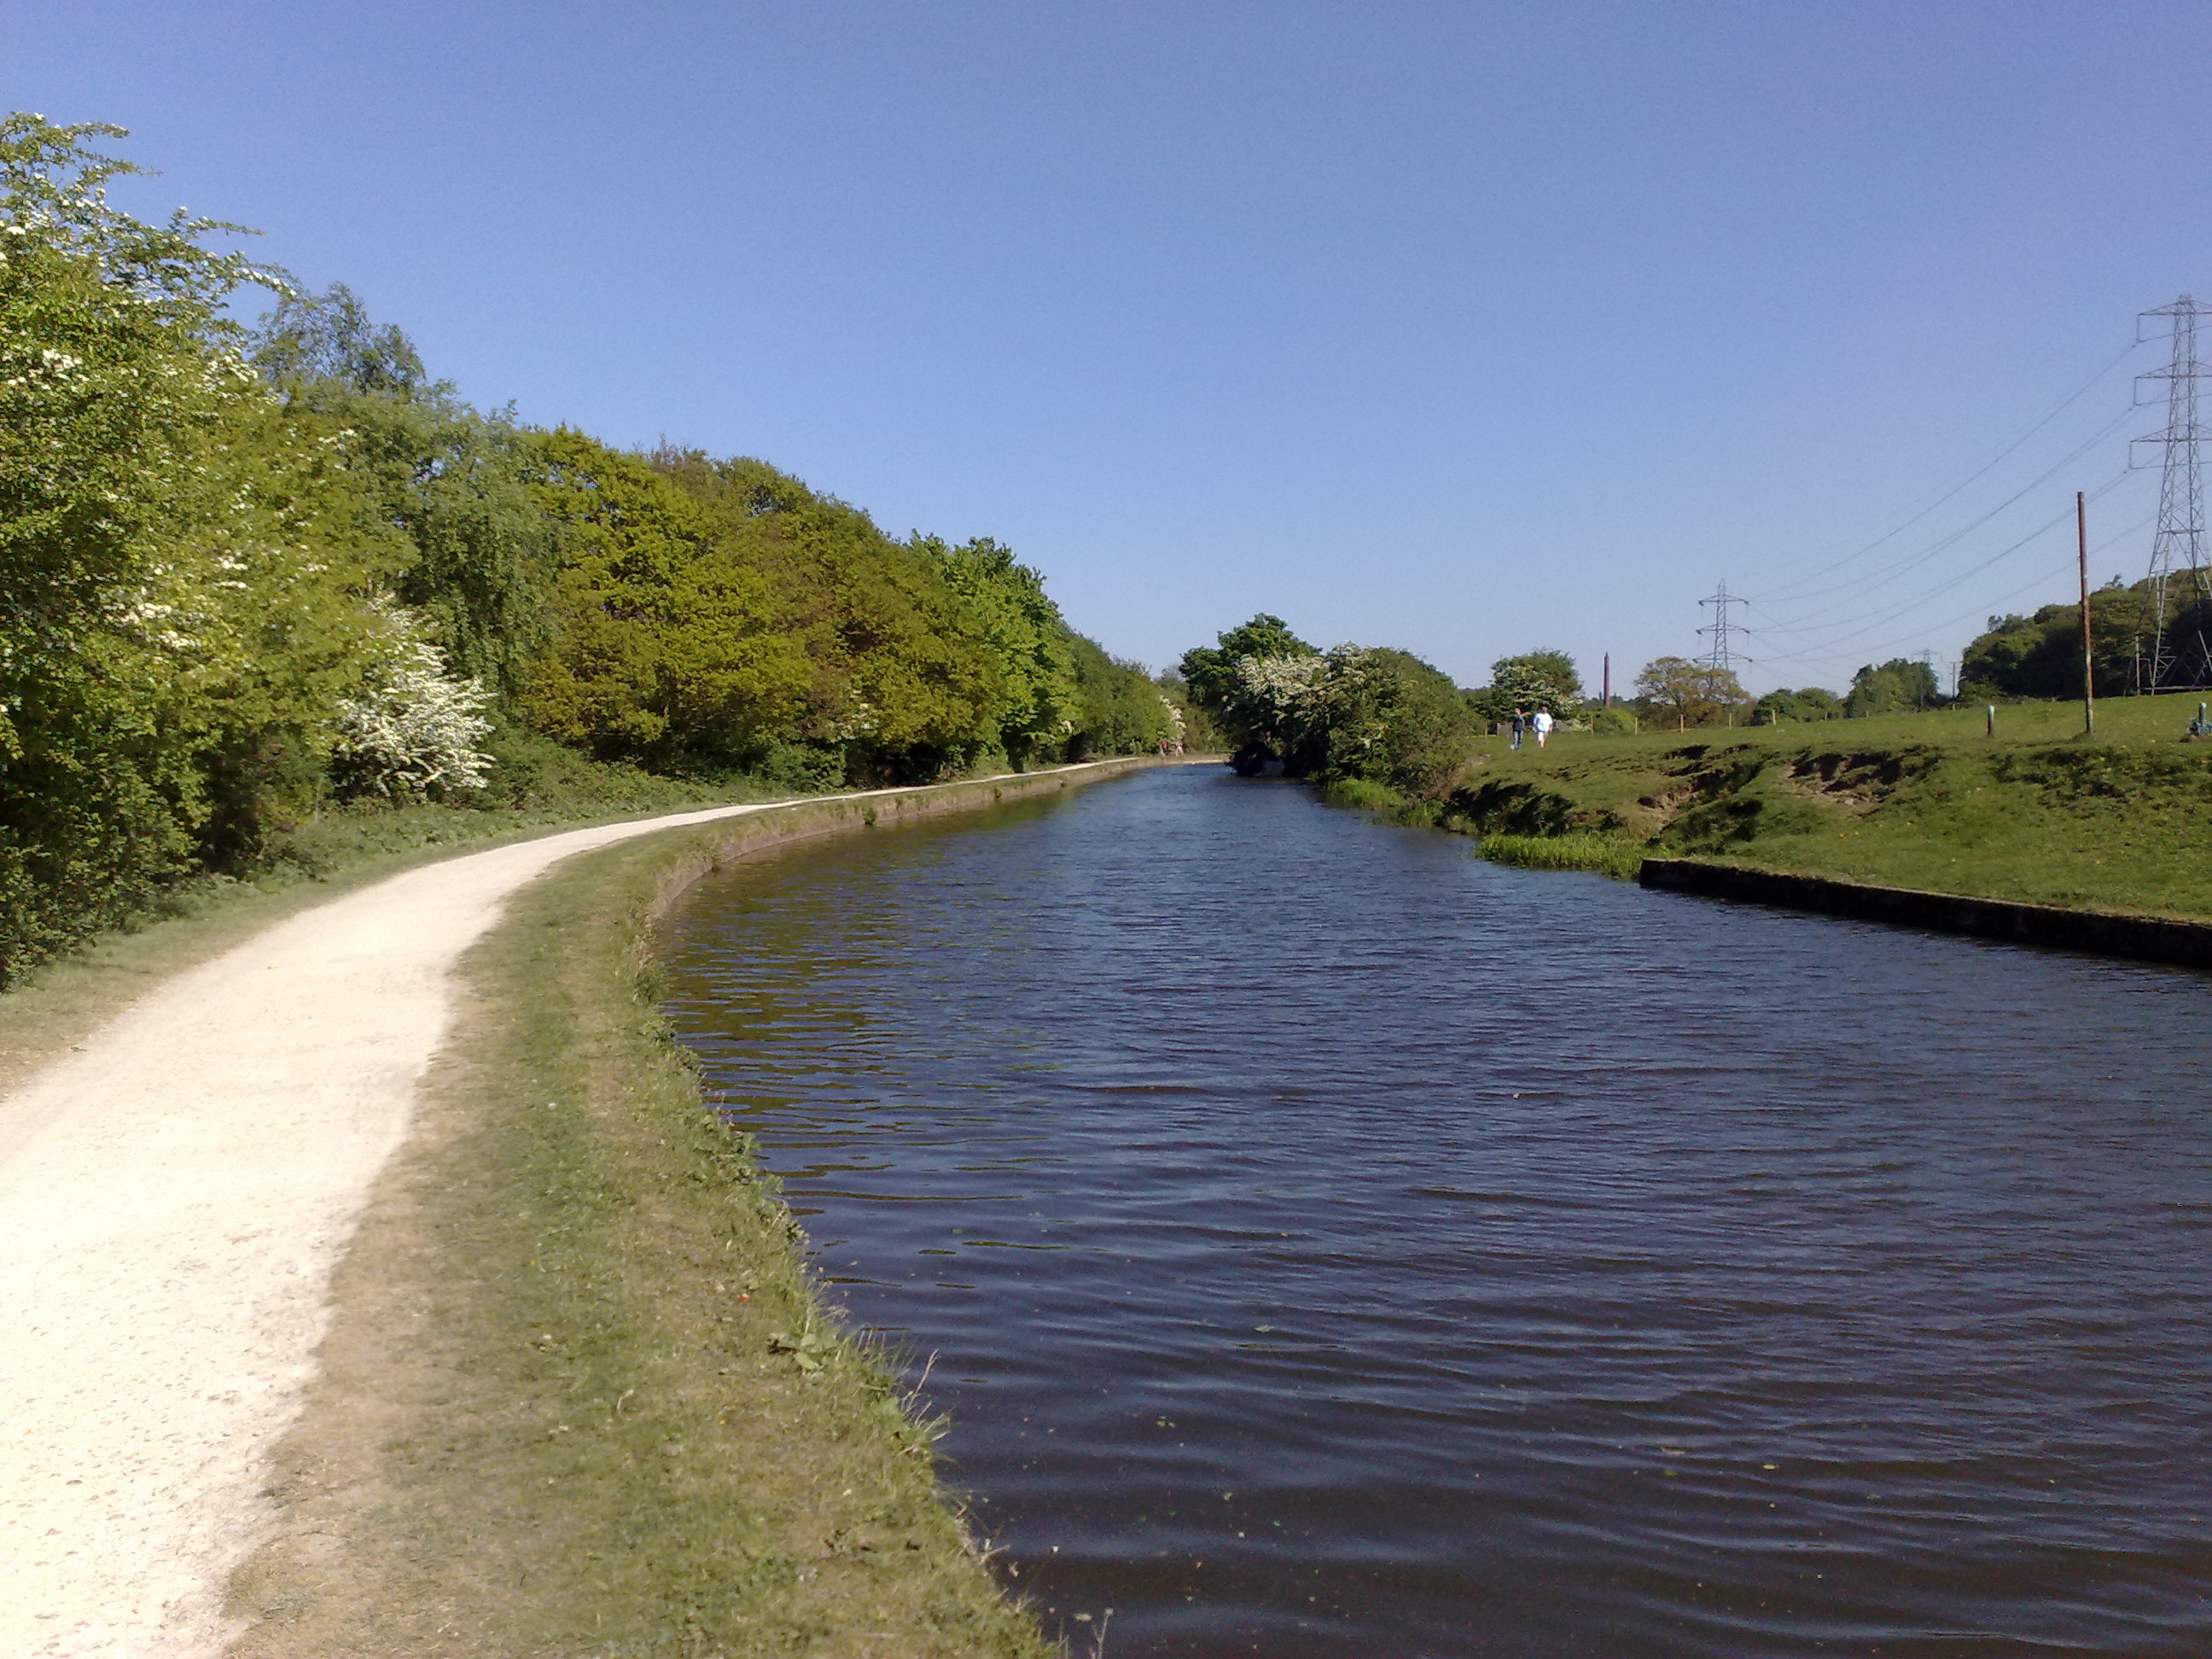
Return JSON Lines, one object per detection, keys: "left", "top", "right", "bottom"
{"left": 1508, "top": 706, "right": 1554, "bottom": 751}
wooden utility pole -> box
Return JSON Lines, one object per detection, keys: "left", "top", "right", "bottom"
{"left": 2078, "top": 491, "right": 2095, "bottom": 735}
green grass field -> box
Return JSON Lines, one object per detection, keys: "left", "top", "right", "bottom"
{"left": 1442, "top": 691, "right": 2212, "bottom": 917}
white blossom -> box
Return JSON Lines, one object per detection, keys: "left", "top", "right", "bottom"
{"left": 330, "top": 638, "right": 493, "bottom": 800}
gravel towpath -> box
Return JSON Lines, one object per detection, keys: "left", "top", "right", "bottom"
{"left": 0, "top": 800, "right": 789, "bottom": 1658}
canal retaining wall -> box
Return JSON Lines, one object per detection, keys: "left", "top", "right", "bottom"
{"left": 643, "top": 754, "right": 1182, "bottom": 924}
{"left": 1638, "top": 858, "right": 2212, "bottom": 970}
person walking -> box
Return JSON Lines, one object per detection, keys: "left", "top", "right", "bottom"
{"left": 1509, "top": 707, "right": 1526, "bottom": 750}
{"left": 1530, "top": 707, "right": 1555, "bottom": 748}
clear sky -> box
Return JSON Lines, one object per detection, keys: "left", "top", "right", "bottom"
{"left": 9, "top": 1, "right": 2212, "bottom": 694}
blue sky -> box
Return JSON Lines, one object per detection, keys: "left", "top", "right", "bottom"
{"left": 9, "top": 1, "right": 2212, "bottom": 693}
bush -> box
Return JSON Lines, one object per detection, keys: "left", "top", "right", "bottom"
{"left": 1590, "top": 707, "right": 1638, "bottom": 735}
{"left": 329, "top": 637, "right": 493, "bottom": 801}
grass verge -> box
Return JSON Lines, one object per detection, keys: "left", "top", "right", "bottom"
{"left": 1477, "top": 832, "right": 1645, "bottom": 880}
{"left": 222, "top": 767, "right": 1156, "bottom": 1657}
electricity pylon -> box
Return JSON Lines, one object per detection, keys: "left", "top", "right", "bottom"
{"left": 1698, "top": 579, "right": 1751, "bottom": 676}
{"left": 2132, "top": 295, "right": 2212, "bottom": 690}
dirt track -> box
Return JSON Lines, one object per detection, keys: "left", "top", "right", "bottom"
{"left": 0, "top": 800, "right": 787, "bottom": 1658}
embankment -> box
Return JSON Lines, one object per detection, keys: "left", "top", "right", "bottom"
{"left": 1423, "top": 695, "right": 2212, "bottom": 928}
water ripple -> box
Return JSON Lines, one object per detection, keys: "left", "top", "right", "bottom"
{"left": 663, "top": 767, "right": 2212, "bottom": 1657}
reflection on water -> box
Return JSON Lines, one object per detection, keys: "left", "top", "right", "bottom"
{"left": 661, "top": 767, "right": 2212, "bottom": 1658}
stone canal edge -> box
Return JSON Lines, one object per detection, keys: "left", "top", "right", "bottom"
{"left": 1640, "top": 857, "right": 2212, "bottom": 969}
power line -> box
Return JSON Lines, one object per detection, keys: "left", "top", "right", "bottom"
{"left": 1747, "top": 507, "right": 2154, "bottom": 675}
{"left": 1755, "top": 405, "right": 2139, "bottom": 613}
{"left": 1755, "top": 339, "right": 2144, "bottom": 602}
{"left": 1747, "top": 502, "right": 2156, "bottom": 664}
{"left": 1753, "top": 468, "right": 2134, "bottom": 655}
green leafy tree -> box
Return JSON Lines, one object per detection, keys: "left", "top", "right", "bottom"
{"left": 1177, "top": 614, "right": 1315, "bottom": 726}
{"left": 915, "top": 535, "right": 1078, "bottom": 765}
{"left": 1845, "top": 658, "right": 1940, "bottom": 717}
{"left": 250, "top": 285, "right": 568, "bottom": 701}
{"left": 1471, "top": 650, "right": 1581, "bottom": 722}
{"left": 1755, "top": 686, "right": 1843, "bottom": 724}
{"left": 1633, "top": 656, "right": 1748, "bottom": 730}
{"left": 0, "top": 116, "right": 390, "bottom": 975}
{"left": 518, "top": 433, "right": 815, "bottom": 769}
{"left": 1471, "top": 649, "right": 1580, "bottom": 721}
{"left": 1065, "top": 636, "right": 1176, "bottom": 758}
{"left": 1179, "top": 628, "right": 1475, "bottom": 791}
{"left": 1959, "top": 578, "right": 2161, "bottom": 700}
{"left": 1307, "top": 648, "right": 1476, "bottom": 793}
{"left": 661, "top": 454, "right": 1006, "bottom": 782}
{"left": 530, "top": 441, "right": 1032, "bottom": 784}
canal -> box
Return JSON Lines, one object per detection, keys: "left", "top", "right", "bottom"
{"left": 661, "top": 765, "right": 2211, "bottom": 1657}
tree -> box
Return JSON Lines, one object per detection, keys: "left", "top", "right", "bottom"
{"left": 1845, "top": 658, "right": 1939, "bottom": 717}
{"left": 0, "top": 115, "right": 390, "bottom": 973}
{"left": 1065, "top": 636, "right": 1176, "bottom": 758}
{"left": 1175, "top": 627, "right": 1476, "bottom": 791}
{"left": 1633, "top": 657, "right": 1747, "bottom": 730}
{"left": 1177, "top": 614, "right": 1316, "bottom": 720}
{"left": 251, "top": 282, "right": 426, "bottom": 394}
{"left": 1755, "top": 686, "right": 1843, "bottom": 725}
{"left": 518, "top": 433, "right": 822, "bottom": 771}
{"left": 329, "top": 627, "right": 493, "bottom": 800}
{"left": 915, "top": 535, "right": 1078, "bottom": 765}
{"left": 250, "top": 286, "right": 568, "bottom": 701}
{"left": 1959, "top": 579, "right": 2161, "bottom": 700}
{"left": 1471, "top": 649, "right": 1581, "bottom": 722}
{"left": 661, "top": 454, "right": 1010, "bottom": 781}
{"left": 1307, "top": 647, "right": 1476, "bottom": 794}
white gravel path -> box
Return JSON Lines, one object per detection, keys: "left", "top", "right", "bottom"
{"left": 0, "top": 799, "right": 794, "bottom": 1659}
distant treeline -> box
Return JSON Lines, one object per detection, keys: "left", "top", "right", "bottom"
{"left": 1173, "top": 611, "right": 1992, "bottom": 768}
{"left": 1754, "top": 573, "right": 2212, "bottom": 724}
{"left": 0, "top": 116, "right": 1187, "bottom": 979}
{"left": 1961, "top": 573, "right": 2212, "bottom": 701}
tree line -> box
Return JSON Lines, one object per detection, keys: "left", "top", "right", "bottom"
{"left": 1173, "top": 611, "right": 1965, "bottom": 771}
{"left": 0, "top": 115, "right": 1185, "bottom": 981}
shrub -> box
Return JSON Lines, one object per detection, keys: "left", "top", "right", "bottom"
{"left": 329, "top": 637, "right": 493, "bottom": 801}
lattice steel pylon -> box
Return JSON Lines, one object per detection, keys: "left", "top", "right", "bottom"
{"left": 1697, "top": 579, "right": 1751, "bottom": 676}
{"left": 2132, "top": 295, "right": 2212, "bottom": 691}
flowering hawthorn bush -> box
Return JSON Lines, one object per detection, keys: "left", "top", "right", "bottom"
{"left": 330, "top": 637, "right": 493, "bottom": 800}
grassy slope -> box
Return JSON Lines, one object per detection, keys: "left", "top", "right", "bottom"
{"left": 1441, "top": 691, "right": 2212, "bottom": 918}
{"left": 223, "top": 768, "right": 1162, "bottom": 1658}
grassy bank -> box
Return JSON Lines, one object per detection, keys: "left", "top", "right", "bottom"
{"left": 224, "top": 765, "right": 1158, "bottom": 1658}
{"left": 1477, "top": 832, "right": 1647, "bottom": 881}
{"left": 1426, "top": 691, "right": 2212, "bottom": 917}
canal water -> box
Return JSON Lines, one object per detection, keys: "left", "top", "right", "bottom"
{"left": 660, "top": 766, "right": 2211, "bottom": 1657}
